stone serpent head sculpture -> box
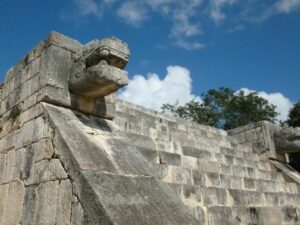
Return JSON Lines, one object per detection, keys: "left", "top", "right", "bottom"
{"left": 69, "top": 37, "right": 130, "bottom": 98}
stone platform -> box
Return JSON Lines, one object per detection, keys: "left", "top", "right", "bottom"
{"left": 0, "top": 32, "right": 299, "bottom": 225}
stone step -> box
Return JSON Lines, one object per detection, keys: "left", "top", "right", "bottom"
{"left": 191, "top": 170, "right": 296, "bottom": 194}
{"left": 168, "top": 183, "right": 300, "bottom": 208}
{"left": 204, "top": 206, "right": 300, "bottom": 225}
{"left": 136, "top": 147, "right": 276, "bottom": 180}
{"left": 133, "top": 139, "right": 265, "bottom": 169}
{"left": 152, "top": 164, "right": 296, "bottom": 194}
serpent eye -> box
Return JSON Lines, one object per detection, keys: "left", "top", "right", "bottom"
{"left": 99, "top": 49, "right": 109, "bottom": 57}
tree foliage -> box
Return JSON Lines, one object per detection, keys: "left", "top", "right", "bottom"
{"left": 286, "top": 102, "right": 300, "bottom": 127}
{"left": 162, "top": 87, "right": 278, "bottom": 130}
{"left": 285, "top": 102, "right": 300, "bottom": 172}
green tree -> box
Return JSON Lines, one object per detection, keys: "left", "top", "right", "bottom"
{"left": 162, "top": 87, "right": 278, "bottom": 130}
{"left": 162, "top": 100, "right": 218, "bottom": 127}
{"left": 286, "top": 102, "right": 300, "bottom": 127}
{"left": 285, "top": 102, "right": 300, "bottom": 172}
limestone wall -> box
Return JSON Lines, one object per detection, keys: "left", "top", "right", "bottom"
{"left": 0, "top": 35, "right": 88, "bottom": 224}
{"left": 115, "top": 99, "right": 300, "bottom": 225}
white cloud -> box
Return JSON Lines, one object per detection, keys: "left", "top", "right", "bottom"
{"left": 117, "top": 1, "right": 148, "bottom": 27}
{"left": 71, "top": 0, "right": 116, "bottom": 18}
{"left": 259, "top": 0, "right": 300, "bottom": 20}
{"left": 209, "top": 0, "right": 236, "bottom": 23}
{"left": 240, "top": 88, "right": 294, "bottom": 122}
{"left": 275, "top": 0, "right": 300, "bottom": 13}
{"left": 118, "top": 65, "right": 201, "bottom": 111}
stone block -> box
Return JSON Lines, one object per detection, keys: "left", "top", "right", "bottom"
{"left": 134, "top": 147, "right": 159, "bottom": 163}
{"left": 208, "top": 206, "right": 235, "bottom": 225}
{"left": 181, "top": 155, "right": 198, "bottom": 169}
{"left": 223, "top": 155, "right": 234, "bottom": 165}
{"left": 281, "top": 207, "right": 299, "bottom": 224}
{"left": 220, "top": 175, "right": 231, "bottom": 188}
{"left": 19, "top": 103, "right": 44, "bottom": 127}
{"left": 198, "top": 160, "right": 220, "bottom": 173}
{"left": 192, "top": 170, "right": 205, "bottom": 186}
{"left": 195, "top": 207, "right": 206, "bottom": 225}
{"left": 182, "top": 146, "right": 212, "bottom": 160}
{"left": 0, "top": 154, "right": 5, "bottom": 183}
{"left": 39, "top": 44, "right": 71, "bottom": 91}
{"left": 20, "top": 74, "right": 40, "bottom": 101}
{"left": 202, "top": 187, "right": 227, "bottom": 206}
{"left": 2, "top": 150, "right": 16, "bottom": 184}
{"left": 47, "top": 31, "right": 81, "bottom": 52}
{"left": 32, "top": 139, "right": 54, "bottom": 162}
{"left": 56, "top": 179, "right": 72, "bottom": 225}
{"left": 25, "top": 159, "right": 68, "bottom": 186}
{"left": 232, "top": 166, "right": 248, "bottom": 178}
{"left": 159, "top": 151, "right": 181, "bottom": 166}
{"left": 264, "top": 192, "right": 281, "bottom": 206}
{"left": 2, "top": 181, "right": 25, "bottom": 225}
{"left": 233, "top": 157, "right": 245, "bottom": 167}
{"left": 0, "top": 184, "right": 9, "bottom": 223}
{"left": 220, "top": 147, "right": 235, "bottom": 156}
{"left": 220, "top": 164, "right": 232, "bottom": 175}
{"left": 71, "top": 196, "right": 90, "bottom": 225}
{"left": 126, "top": 132, "right": 156, "bottom": 150}
{"left": 243, "top": 178, "right": 256, "bottom": 190}
{"left": 244, "top": 159, "right": 256, "bottom": 168}
{"left": 205, "top": 172, "right": 220, "bottom": 187}
{"left": 183, "top": 184, "right": 201, "bottom": 203}
{"left": 171, "top": 166, "right": 192, "bottom": 184}
{"left": 37, "top": 86, "right": 71, "bottom": 107}
{"left": 21, "top": 57, "right": 40, "bottom": 84}
{"left": 34, "top": 181, "right": 59, "bottom": 225}
{"left": 22, "top": 186, "right": 38, "bottom": 225}
{"left": 231, "top": 176, "right": 243, "bottom": 189}
{"left": 228, "top": 190, "right": 264, "bottom": 206}
{"left": 247, "top": 167, "right": 257, "bottom": 179}
{"left": 256, "top": 180, "right": 279, "bottom": 193}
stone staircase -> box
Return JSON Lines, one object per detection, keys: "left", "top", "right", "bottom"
{"left": 115, "top": 100, "right": 300, "bottom": 225}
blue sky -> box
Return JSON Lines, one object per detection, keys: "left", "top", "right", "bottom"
{"left": 0, "top": 0, "right": 299, "bottom": 120}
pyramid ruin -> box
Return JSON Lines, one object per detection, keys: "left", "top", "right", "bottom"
{"left": 0, "top": 32, "right": 299, "bottom": 225}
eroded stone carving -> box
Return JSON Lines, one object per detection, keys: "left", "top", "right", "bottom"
{"left": 274, "top": 127, "right": 300, "bottom": 153}
{"left": 69, "top": 37, "right": 130, "bottom": 97}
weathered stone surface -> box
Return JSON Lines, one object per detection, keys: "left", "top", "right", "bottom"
{"left": 56, "top": 179, "right": 72, "bottom": 225}
{"left": 2, "top": 181, "right": 25, "bottom": 225}
{"left": 34, "top": 181, "right": 59, "bottom": 225}
{"left": 22, "top": 186, "right": 38, "bottom": 225}
{"left": 76, "top": 171, "right": 200, "bottom": 225}
{"left": 69, "top": 37, "right": 129, "bottom": 97}
{"left": 274, "top": 127, "right": 300, "bottom": 153}
{"left": 0, "top": 184, "right": 9, "bottom": 223}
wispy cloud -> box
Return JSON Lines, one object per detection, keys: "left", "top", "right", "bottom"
{"left": 209, "top": 0, "right": 237, "bottom": 23}
{"left": 116, "top": 1, "right": 148, "bottom": 27}
{"left": 72, "top": 0, "right": 115, "bottom": 18}
{"left": 64, "top": 0, "right": 300, "bottom": 49}
{"left": 258, "top": 0, "right": 300, "bottom": 21}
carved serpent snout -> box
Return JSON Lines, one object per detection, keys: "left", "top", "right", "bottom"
{"left": 69, "top": 37, "right": 130, "bottom": 98}
{"left": 274, "top": 127, "right": 300, "bottom": 153}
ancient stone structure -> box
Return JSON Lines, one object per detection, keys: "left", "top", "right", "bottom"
{"left": 0, "top": 32, "right": 299, "bottom": 225}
